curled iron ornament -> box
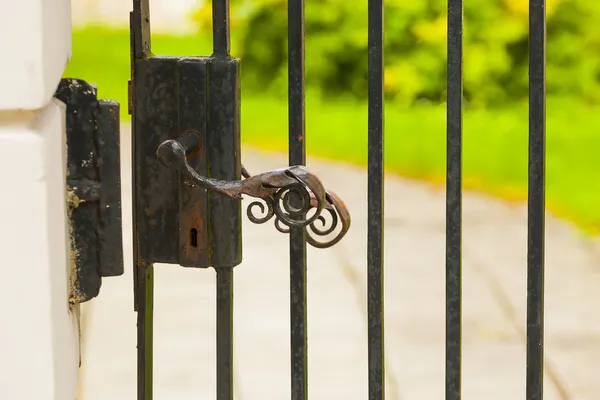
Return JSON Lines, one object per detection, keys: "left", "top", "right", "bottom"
{"left": 157, "top": 135, "right": 351, "bottom": 249}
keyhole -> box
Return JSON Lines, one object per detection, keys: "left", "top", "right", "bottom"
{"left": 190, "top": 228, "right": 198, "bottom": 248}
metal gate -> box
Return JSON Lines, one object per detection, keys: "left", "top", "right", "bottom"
{"left": 126, "top": 0, "right": 547, "bottom": 399}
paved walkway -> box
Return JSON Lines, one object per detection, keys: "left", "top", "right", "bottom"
{"left": 78, "top": 129, "right": 600, "bottom": 399}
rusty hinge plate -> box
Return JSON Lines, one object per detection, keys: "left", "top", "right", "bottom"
{"left": 55, "top": 78, "right": 124, "bottom": 304}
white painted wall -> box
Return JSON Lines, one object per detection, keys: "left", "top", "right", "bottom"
{"left": 0, "top": 0, "right": 71, "bottom": 110}
{"left": 0, "top": 0, "right": 80, "bottom": 399}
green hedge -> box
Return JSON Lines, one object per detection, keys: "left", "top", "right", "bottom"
{"left": 193, "top": 0, "right": 600, "bottom": 107}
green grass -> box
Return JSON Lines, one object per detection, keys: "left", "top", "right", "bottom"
{"left": 66, "top": 27, "right": 600, "bottom": 234}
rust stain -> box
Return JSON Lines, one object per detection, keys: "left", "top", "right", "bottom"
{"left": 66, "top": 188, "right": 85, "bottom": 209}
{"left": 66, "top": 200, "right": 85, "bottom": 304}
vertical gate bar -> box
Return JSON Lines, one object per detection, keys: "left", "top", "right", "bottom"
{"left": 216, "top": 268, "right": 234, "bottom": 399}
{"left": 211, "top": 2, "right": 235, "bottom": 399}
{"left": 212, "top": 0, "right": 230, "bottom": 57}
{"left": 367, "top": 0, "right": 385, "bottom": 397}
{"left": 131, "top": 0, "right": 151, "bottom": 60}
{"left": 526, "top": 0, "right": 546, "bottom": 399}
{"left": 288, "top": 0, "right": 307, "bottom": 398}
{"left": 445, "top": 0, "right": 463, "bottom": 398}
{"left": 131, "top": 1, "right": 153, "bottom": 399}
{"left": 136, "top": 263, "right": 154, "bottom": 399}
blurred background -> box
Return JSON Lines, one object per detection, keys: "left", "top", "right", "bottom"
{"left": 69, "top": 0, "right": 600, "bottom": 236}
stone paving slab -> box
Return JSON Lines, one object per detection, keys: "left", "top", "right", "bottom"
{"left": 79, "top": 134, "right": 600, "bottom": 399}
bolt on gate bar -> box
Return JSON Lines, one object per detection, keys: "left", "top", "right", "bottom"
{"left": 130, "top": 1, "right": 153, "bottom": 398}
{"left": 130, "top": 0, "right": 546, "bottom": 398}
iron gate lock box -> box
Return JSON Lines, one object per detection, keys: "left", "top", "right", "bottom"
{"left": 132, "top": 55, "right": 352, "bottom": 271}
{"left": 133, "top": 56, "right": 242, "bottom": 268}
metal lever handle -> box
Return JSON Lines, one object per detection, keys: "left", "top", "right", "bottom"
{"left": 156, "top": 131, "right": 351, "bottom": 249}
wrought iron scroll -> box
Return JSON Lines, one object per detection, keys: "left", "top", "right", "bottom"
{"left": 156, "top": 133, "right": 351, "bottom": 249}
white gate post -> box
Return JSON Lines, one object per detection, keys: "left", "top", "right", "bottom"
{"left": 0, "top": 0, "right": 81, "bottom": 399}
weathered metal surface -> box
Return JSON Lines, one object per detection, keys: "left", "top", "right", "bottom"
{"left": 367, "top": 0, "right": 385, "bottom": 398}
{"left": 130, "top": 2, "right": 154, "bottom": 399}
{"left": 54, "top": 78, "right": 124, "bottom": 304}
{"left": 157, "top": 135, "right": 351, "bottom": 248}
{"left": 446, "top": 0, "right": 463, "bottom": 397}
{"left": 132, "top": 56, "right": 242, "bottom": 269}
{"left": 527, "top": 1, "right": 547, "bottom": 398}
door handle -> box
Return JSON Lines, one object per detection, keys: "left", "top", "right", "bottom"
{"left": 156, "top": 130, "right": 351, "bottom": 249}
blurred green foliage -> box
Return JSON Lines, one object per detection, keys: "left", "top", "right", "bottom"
{"left": 193, "top": 0, "right": 600, "bottom": 107}
{"left": 65, "top": 27, "right": 600, "bottom": 234}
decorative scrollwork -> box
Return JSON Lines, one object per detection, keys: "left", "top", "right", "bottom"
{"left": 242, "top": 166, "right": 350, "bottom": 248}
{"left": 157, "top": 137, "right": 351, "bottom": 249}
{"left": 307, "top": 190, "right": 350, "bottom": 249}
{"left": 246, "top": 197, "right": 274, "bottom": 224}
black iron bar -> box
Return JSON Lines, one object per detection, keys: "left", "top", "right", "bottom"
{"left": 526, "top": 0, "right": 546, "bottom": 398}
{"left": 131, "top": 0, "right": 151, "bottom": 60}
{"left": 445, "top": 0, "right": 463, "bottom": 398}
{"left": 288, "top": 0, "right": 307, "bottom": 398}
{"left": 216, "top": 268, "right": 234, "bottom": 400}
{"left": 212, "top": 0, "right": 231, "bottom": 57}
{"left": 136, "top": 264, "right": 154, "bottom": 400}
{"left": 367, "top": 0, "right": 385, "bottom": 397}
{"left": 211, "top": 1, "right": 235, "bottom": 399}
{"left": 131, "top": 0, "right": 153, "bottom": 399}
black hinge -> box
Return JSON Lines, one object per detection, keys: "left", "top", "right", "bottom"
{"left": 54, "top": 78, "right": 124, "bottom": 304}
